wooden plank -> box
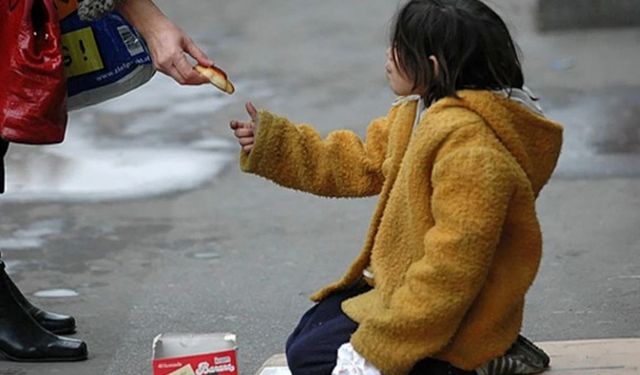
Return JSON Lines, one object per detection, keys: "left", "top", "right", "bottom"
{"left": 255, "top": 353, "right": 289, "bottom": 375}
{"left": 539, "top": 339, "right": 640, "bottom": 374}
{"left": 256, "top": 339, "right": 640, "bottom": 375}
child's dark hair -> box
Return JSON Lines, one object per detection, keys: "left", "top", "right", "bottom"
{"left": 391, "top": 0, "right": 524, "bottom": 104}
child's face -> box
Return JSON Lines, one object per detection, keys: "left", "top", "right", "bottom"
{"left": 385, "top": 47, "right": 418, "bottom": 96}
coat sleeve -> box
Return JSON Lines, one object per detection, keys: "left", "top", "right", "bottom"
{"left": 239, "top": 110, "right": 390, "bottom": 197}
{"left": 350, "top": 147, "right": 517, "bottom": 375}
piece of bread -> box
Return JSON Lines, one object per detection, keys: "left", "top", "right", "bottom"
{"left": 194, "top": 65, "right": 235, "bottom": 94}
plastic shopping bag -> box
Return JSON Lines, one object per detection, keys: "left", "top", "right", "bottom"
{"left": 56, "top": 0, "right": 155, "bottom": 110}
{"left": 0, "top": 0, "right": 68, "bottom": 144}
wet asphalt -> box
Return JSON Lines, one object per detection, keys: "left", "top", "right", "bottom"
{"left": 0, "top": 0, "right": 639, "bottom": 374}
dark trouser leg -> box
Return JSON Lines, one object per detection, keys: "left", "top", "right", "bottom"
{"left": 0, "top": 260, "right": 88, "bottom": 362}
{"left": 286, "top": 281, "right": 370, "bottom": 375}
{"left": 286, "top": 280, "right": 476, "bottom": 375}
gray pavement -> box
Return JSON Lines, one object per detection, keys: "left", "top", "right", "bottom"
{"left": 537, "top": 0, "right": 640, "bottom": 31}
{"left": 1, "top": 1, "right": 639, "bottom": 374}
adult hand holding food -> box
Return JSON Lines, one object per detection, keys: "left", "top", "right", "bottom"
{"left": 119, "top": 0, "right": 213, "bottom": 85}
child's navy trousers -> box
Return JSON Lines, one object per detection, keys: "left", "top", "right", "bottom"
{"left": 285, "top": 280, "right": 476, "bottom": 375}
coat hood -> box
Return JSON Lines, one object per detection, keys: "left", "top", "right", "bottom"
{"left": 433, "top": 90, "right": 563, "bottom": 195}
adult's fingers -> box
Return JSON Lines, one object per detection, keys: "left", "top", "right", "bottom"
{"left": 184, "top": 38, "right": 214, "bottom": 67}
{"left": 174, "top": 54, "right": 209, "bottom": 85}
{"left": 163, "top": 64, "right": 186, "bottom": 85}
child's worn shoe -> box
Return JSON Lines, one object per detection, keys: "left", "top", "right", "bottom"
{"left": 476, "top": 335, "right": 550, "bottom": 375}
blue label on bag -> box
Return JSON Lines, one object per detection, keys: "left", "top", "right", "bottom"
{"left": 61, "top": 11, "right": 154, "bottom": 101}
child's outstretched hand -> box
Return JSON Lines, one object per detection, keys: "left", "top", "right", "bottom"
{"left": 230, "top": 102, "right": 259, "bottom": 152}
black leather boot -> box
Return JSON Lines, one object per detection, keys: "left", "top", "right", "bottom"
{"left": 5, "top": 272, "right": 76, "bottom": 334}
{"left": 0, "top": 261, "right": 88, "bottom": 362}
{"left": 0, "top": 251, "right": 76, "bottom": 334}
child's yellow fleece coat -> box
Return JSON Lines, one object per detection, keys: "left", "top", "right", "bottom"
{"left": 240, "top": 90, "right": 563, "bottom": 375}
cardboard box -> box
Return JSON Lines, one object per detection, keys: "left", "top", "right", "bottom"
{"left": 152, "top": 333, "right": 238, "bottom": 375}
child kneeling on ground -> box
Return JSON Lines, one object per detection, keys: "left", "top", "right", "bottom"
{"left": 230, "top": 1, "right": 563, "bottom": 374}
